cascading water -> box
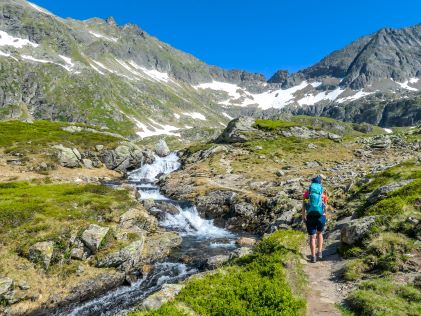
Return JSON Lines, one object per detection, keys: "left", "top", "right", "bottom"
{"left": 66, "top": 153, "right": 237, "bottom": 315}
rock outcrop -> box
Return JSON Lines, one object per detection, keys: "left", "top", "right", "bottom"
{"left": 341, "top": 216, "right": 378, "bottom": 245}
{"left": 28, "top": 241, "right": 55, "bottom": 270}
{"left": 81, "top": 225, "right": 110, "bottom": 254}
{"left": 216, "top": 117, "right": 258, "bottom": 143}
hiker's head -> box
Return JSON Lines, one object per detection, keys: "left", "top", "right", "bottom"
{"left": 311, "top": 175, "right": 322, "bottom": 184}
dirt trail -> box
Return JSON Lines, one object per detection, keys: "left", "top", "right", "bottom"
{"left": 303, "top": 222, "right": 349, "bottom": 316}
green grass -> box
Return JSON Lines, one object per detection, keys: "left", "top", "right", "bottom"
{"left": 0, "top": 120, "right": 120, "bottom": 155}
{"left": 0, "top": 181, "right": 136, "bottom": 262}
{"left": 254, "top": 119, "right": 298, "bottom": 130}
{"left": 131, "top": 230, "right": 306, "bottom": 316}
{"left": 346, "top": 278, "right": 421, "bottom": 316}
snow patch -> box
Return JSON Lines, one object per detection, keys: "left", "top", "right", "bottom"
{"left": 182, "top": 112, "right": 206, "bottom": 120}
{"left": 132, "top": 117, "right": 180, "bottom": 138}
{"left": 89, "top": 63, "right": 105, "bottom": 75}
{"left": 89, "top": 31, "right": 118, "bottom": 42}
{"left": 336, "top": 90, "right": 373, "bottom": 103}
{"left": 59, "top": 55, "right": 75, "bottom": 71}
{"left": 396, "top": 78, "right": 419, "bottom": 91}
{"left": 174, "top": 113, "right": 181, "bottom": 119}
{"left": 194, "top": 81, "right": 243, "bottom": 99}
{"left": 297, "top": 88, "right": 345, "bottom": 106}
{"left": 21, "top": 54, "right": 76, "bottom": 73}
{"left": 310, "top": 82, "right": 323, "bottom": 88}
{"left": 28, "top": 2, "right": 55, "bottom": 16}
{"left": 0, "top": 31, "right": 38, "bottom": 49}
{"left": 21, "top": 55, "right": 49, "bottom": 64}
{"left": 222, "top": 112, "right": 233, "bottom": 120}
{"left": 128, "top": 61, "right": 170, "bottom": 82}
{"left": 384, "top": 128, "right": 393, "bottom": 134}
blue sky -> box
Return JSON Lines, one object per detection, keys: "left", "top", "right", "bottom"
{"left": 32, "top": 0, "right": 421, "bottom": 78}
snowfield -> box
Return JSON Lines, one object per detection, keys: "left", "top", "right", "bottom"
{"left": 0, "top": 30, "right": 39, "bottom": 49}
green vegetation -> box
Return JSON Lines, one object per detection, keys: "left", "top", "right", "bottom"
{"left": 0, "top": 181, "right": 136, "bottom": 269}
{"left": 0, "top": 120, "right": 120, "bottom": 155}
{"left": 132, "top": 230, "right": 306, "bottom": 316}
{"left": 254, "top": 119, "right": 298, "bottom": 130}
{"left": 347, "top": 278, "right": 421, "bottom": 316}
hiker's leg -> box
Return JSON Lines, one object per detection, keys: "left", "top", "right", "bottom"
{"left": 310, "top": 234, "right": 316, "bottom": 257}
{"left": 317, "top": 231, "right": 323, "bottom": 254}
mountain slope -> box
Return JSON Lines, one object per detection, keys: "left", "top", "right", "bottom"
{"left": 0, "top": 0, "right": 420, "bottom": 137}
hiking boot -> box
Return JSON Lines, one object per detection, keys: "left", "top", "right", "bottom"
{"left": 317, "top": 252, "right": 323, "bottom": 260}
{"left": 311, "top": 256, "right": 316, "bottom": 263}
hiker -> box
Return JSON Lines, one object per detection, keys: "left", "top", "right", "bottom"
{"left": 302, "top": 175, "right": 328, "bottom": 263}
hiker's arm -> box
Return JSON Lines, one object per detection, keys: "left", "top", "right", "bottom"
{"left": 301, "top": 201, "right": 306, "bottom": 222}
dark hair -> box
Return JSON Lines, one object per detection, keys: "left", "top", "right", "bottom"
{"left": 312, "top": 175, "right": 322, "bottom": 184}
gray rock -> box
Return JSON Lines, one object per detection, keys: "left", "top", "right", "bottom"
{"left": 216, "top": 117, "right": 257, "bottom": 143}
{"left": 96, "top": 238, "right": 145, "bottom": 272}
{"left": 141, "top": 283, "right": 184, "bottom": 311}
{"left": 206, "top": 255, "right": 230, "bottom": 269}
{"left": 341, "top": 216, "right": 378, "bottom": 245}
{"left": 229, "top": 247, "right": 253, "bottom": 259}
{"left": 155, "top": 201, "right": 180, "bottom": 215}
{"left": 82, "top": 158, "right": 94, "bottom": 169}
{"left": 276, "top": 170, "right": 285, "bottom": 177}
{"left": 119, "top": 208, "right": 157, "bottom": 231}
{"left": 0, "top": 277, "right": 14, "bottom": 301}
{"left": 29, "top": 241, "right": 55, "bottom": 270}
{"left": 306, "top": 161, "right": 321, "bottom": 168}
{"left": 53, "top": 144, "right": 81, "bottom": 168}
{"left": 18, "top": 281, "right": 30, "bottom": 291}
{"left": 81, "top": 224, "right": 110, "bottom": 253}
{"left": 154, "top": 139, "right": 170, "bottom": 157}
{"left": 368, "top": 179, "right": 414, "bottom": 204}
{"left": 95, "top": 145, "right": 104, "bottom": 151}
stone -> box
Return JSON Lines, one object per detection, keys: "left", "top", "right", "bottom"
{"left": 229, "top": 247, "right": 253, "bottom": 259}
{"left": 341, "top": 216, "right": 378, "bottom": 245}
{"left": 306, "top": 161, "right": 321, "bottom": 168}
{"left": 308, "top": 143, "right": 317, "bottom": 149}
{"left": 119, "top": 208, "right": 157, "bottom": 231}
{"left": 216, "top": 117, "right": 258, "bottom": 143}
{"left": 0, "top": 277, "right": 14, "bottom": 300}
{"left": 81, "top": 224, "right": 110, "bottom": 253}
{"left": 95, "top": 144, "right": 104, "bottom": 151}
{"left": 276, "top": 170, "right": 285, "bottom": 177}
{"left": 82, "top": 159, "right": 93, "bottom": 169}
{"left": 206, "top": 255, "right": 230, "bottom": 269}
{"left": 143, "top": 199, "right": 155, "bottom": 210}
{"left": 154, "top": 139, "right": 170, "bottom": 157}
{"left": 70, "top": 247, "right": 87, "bottom": 261}
{"left": 236, "top": 237, "right": 257, "bottom": 247}
{"left": 367, "top": 179, "right": 414, "bottom": 204}
{"left": 141, "top": 284, "right": 184, "bottom": 311}
{"left": 18, "top": 281, "right": 29, "bottom": 291}
{"left": 96, "top": 238, "right": 145, "bottom": 272}
{"left": 53, "top": 144, "right": 81, "bottom": 168}
{"left": 28, "top": 241, "right": 54, "bottom": 270}
{"left": 155, "top": 201, "right": 180, "bottom": 216}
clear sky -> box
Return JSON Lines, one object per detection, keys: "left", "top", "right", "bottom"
{"left": 31, "top": 0, "right": 421, "bottom": 78}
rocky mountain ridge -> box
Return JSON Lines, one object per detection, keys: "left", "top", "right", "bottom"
{"left": 0, "top": 0, "right": 420, "bottom": 138}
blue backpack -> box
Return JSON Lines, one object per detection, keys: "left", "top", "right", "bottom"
{"left": 306, "top": 182, "right": 324, "bottom": 217}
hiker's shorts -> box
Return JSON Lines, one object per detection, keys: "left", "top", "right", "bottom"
{"left": 306, "top": 215, "right": 326, "bottom": 235}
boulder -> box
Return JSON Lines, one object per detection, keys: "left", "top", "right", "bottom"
{"left": 236, "top": 237, "right": 257, "bottom": 247}
{"left": 155, "top": 201, "right": 180, "bottom": 216}
{"left": 206, "top": 255, "right": 230, "bottom": 269}
{"left": 81, "top": 225, "right": 110, "bottom": 253}
{"left": 341, "top": 216, "right": 377, "bottom": 245}
{"left": 141, "top": 284, "right": 184, "bottom": 311}
{"left": 154, "top": 140, "right": 170, "bottom": 157}
{"left": 95, "top": 144, "right": 104, "bottom": 151}
{"left": 229, "top": 247, "right": 253, "bottom": 259}
{"left": 29, "top": 241, "right": 55, "bottom": 270}
{"left": 53, "top": 144, "right": 81, "bottom": 168}
{"left": 82, "top": 159, "right": 93, "bottom": 169}
{"left": 119, "top": 208, "right": 157, "bottom": 231}
{"left": 96, "top": 238, "right": 145, "bottom": 272}
{"left": 216, "top": 117, "right": 257, "bottom": 143}
{"left": 368, "top": 179, "right": 414, "bottom": 204}
{"left": 0, "top": 277, "right": 14, "bottom": 302}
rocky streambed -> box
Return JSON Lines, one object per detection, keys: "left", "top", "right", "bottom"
{"left": 60, "top": 153, "right": 241, "bottom": 315}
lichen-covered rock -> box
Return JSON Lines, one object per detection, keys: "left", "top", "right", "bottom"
{"left": 0, "top": 277, "right": 14, "bottom": 303}
{"left": 141, "top": 283, "right": 184, "bottom": 311}
{"left": 119, "top": 207, "right": 157, "bottom": 231}
{"left": 341, "top": 216, "right": 377, "bottom": 245}
{"left": 154, "top": 139, "right": 170, "bottom": 157}
{"left": 206, "top": 255, "right": 230, "bottom": 269}
{"left": 28, "top": 241, "right": 54, "bottom": 270}
{"left": 229, "top": 247, "right": 253, "bottom": 259}
{"left": 367, "top": 179, "right": 414, "bottom": 204}
{"left": 96, "top": 237, "right": 145, "bottom": 272}
{"left": 216, "top": 117, "right": 257, "bottom": 143}
{"left": 81, "top": 225, "right": 110, "bottom": 253}
{"left": 236, "top": 237, "right": 257, "bottom": 247}
{"left": 53, "top": 144, "right": 80, "bottom": 168}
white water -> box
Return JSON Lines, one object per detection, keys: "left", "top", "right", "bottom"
{"left": 128, "top": 152, "right": 181, "bottom": 181}
{"left": 66, "top": 152, "right": 236, "bottom": 315}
